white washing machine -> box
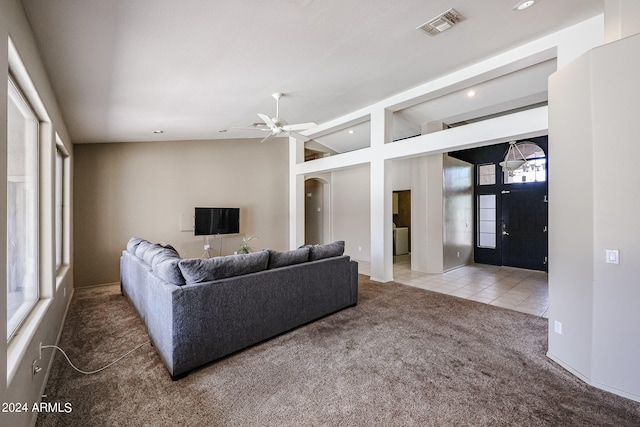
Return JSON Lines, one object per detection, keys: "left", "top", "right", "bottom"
{"left": 393, "top": 227, "right": 409, "bottom": 255}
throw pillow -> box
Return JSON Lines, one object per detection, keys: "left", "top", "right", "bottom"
{"left": 152, "top": 246, "right": 185, "bottom": 285}
{"left": 308, "top": 240, "right": 345, "bottom": 261}
{"left": 154, "top": 257, "right": 186, "bottom": 286}
{"left": 178, "top": 250, "right": 269, "bottom": 284}
{"left": 267, "top": 247, "right": 309, "bottom": 269}
{"left": 159, "top": 242, "right": 179, "bottom": 254}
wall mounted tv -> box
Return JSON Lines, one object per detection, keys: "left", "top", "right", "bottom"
{"left": 194, "top": 207, "right": 240, "bottom": 236}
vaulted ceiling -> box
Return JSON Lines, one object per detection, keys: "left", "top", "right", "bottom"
{"left": 21, "top": 0, "right": 602, "bottom": 146}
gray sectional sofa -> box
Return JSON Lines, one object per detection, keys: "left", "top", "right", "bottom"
{"left": 120, "top": 237, "right": 358, "bottom": 379}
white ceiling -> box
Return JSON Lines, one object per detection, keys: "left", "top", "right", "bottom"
{"left": 21, "top": 0, "right": 602, "bottom": 146}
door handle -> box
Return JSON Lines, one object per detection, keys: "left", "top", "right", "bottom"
{"left": 502, "top": 231, "right": 510, "bottom": 236}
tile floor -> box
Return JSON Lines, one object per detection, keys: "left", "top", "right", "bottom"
{"left": 357, "top": 255, "right": 549, "bottom": 318}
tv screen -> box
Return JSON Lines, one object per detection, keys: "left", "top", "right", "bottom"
{"left": 194, "top": 207, "right": 240, "bottom": 236}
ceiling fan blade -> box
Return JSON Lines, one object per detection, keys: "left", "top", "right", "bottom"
{"left": 260, "top": 133, "right": 276, "bottom": 143}
{"left": 282, "top": 122, "right": 317, "bottom": 131}
{"left": 288, "top": 131, "right": 312, "bottom": 142}
{"left": 257, "top": 113, "right": 276, "bottom": 129}
{"left": 232, "top": 126, "right": 270, "bottom": 131}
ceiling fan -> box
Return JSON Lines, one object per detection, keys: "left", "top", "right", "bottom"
{"left": 236, "top": 93, "right": 317, "bottom": 143}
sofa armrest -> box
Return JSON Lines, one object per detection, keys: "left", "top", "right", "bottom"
{"left": 349, "top": 260, "right": 359, "bottom": 306}
{"left": 120, "top": 250, "right": 152, "bottom": 320}
{"left": 146, "top": 272, "right": 179, "bottom": 376}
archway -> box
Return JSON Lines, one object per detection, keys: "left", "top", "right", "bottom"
{"left": 304, "top": 176, "right": 331, "bottom": 245}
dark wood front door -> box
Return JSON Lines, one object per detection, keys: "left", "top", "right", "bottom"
{"left": 501, "top": 189, "right": 547, "bottom": 271}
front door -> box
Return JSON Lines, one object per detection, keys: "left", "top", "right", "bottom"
{"left": 501, "top": 189, "right": 547, "bottom": 271}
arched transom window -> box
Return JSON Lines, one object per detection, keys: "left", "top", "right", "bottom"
{"left": 503, "top": 142, "right": 546, "bottom": 184}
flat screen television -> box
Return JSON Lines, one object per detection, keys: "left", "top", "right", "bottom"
{"left": 194, "top": 207, "right": 240, "bottom": 236}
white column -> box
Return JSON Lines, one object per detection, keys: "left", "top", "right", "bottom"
{"left": 369, "top": 108, "right": 393, "bottom": 282}
{"left": 410, "top": 157, "right": 428, "bottom": 272}
{"left": 289, "top": 137, "right": 305, "bottom": 249}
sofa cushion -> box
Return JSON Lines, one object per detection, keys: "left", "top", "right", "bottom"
{"left": 126, "top": 236, "right": 145, "bottom": 254}
{"left": 308, "top": 241, "right": 345, "bottom": 261}
{"left": 152, "top": 246, "right": 185, "bottom": 285}
{"left": 142, "top": 243, "right": 167, "bottom": 266}
{"left": 134, "top": 240, "right": 152, "bottom": 260}
{"left": 267, "top": 247, "right": 309, "bottom": 269}
{"left": 179, "top": 250, "right": 270, "bottom": 284}
{"left": 158, "top": 243, "right": 180, "bottom": 258}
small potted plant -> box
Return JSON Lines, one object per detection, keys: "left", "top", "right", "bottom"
{"left": 238, "top": 236, "right": 259, "bottom": 254}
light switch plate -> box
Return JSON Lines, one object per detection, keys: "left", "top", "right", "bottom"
{"left": 554, "top": 320, "right": 562, "bottom": 335}
{"left": 605, "top": 249, "right": 619, "bottom": 264}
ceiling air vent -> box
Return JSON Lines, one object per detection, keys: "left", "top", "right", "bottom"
{"left": 416, "top": 8, "right": 463, "bottom": 36}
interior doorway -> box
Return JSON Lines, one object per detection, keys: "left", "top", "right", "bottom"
{"left": 393, "top": 190, "right": 411, "bottom": 257}
{"left": 305, "top": 178, "right": 324, "bottom": 245}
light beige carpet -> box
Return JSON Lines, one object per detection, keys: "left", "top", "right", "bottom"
{"left": 37, "top": 275, "right": 640, "bottom": 426}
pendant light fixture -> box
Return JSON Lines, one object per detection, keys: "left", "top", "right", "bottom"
{"left": 499, "top": 141, "right": 528, "bottom": 176}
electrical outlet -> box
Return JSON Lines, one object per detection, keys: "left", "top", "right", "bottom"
{"left": 32, "top": 360, "right": 42, "bottom": 377}
{"left": 605, "top": 249, "right": 619, "bottom": 264}
{"left": 554, "top": 320, "right": 562, "bottom": 335}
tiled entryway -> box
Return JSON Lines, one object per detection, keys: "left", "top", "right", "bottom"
{"left": 357, "top": 255, "right": 548, "bottom": 318}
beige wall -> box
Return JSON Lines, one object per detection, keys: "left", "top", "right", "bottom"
{"left": 74, "top": 138, "right": 288, "bottom": 287}
{"left": 548, "top": 33, "right": 640, "bottom": 401}
{"left": 604, "top": 0, "right": 640, "bottom": 42}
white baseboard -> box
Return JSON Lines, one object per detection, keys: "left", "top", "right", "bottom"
{"left": 547, "top": 351, "right": 640, "bottom": 403}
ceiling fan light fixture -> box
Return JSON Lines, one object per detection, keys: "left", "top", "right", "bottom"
{"left": 232, "top": 93, "right": 317, "bottom": 142}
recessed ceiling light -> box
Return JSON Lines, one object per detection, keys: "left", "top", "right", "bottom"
{"left": 153, "top": 130, "right": 164, "bottom": 134}
{"left": 513, "top": 0, "right": 538, "bottom": 11}
{"left": 467, "top": 89, "right": 477, "bottom": 98}
{"left": 348, "top": 130, "right": 355, "bottom": 134}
